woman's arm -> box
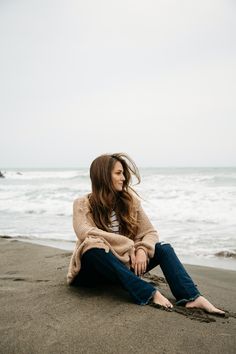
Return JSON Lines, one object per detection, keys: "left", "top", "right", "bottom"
{"left": 134, "top": 204, "right": 159, "bottom": 258}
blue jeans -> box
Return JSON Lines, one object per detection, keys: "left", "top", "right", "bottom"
{"left": 71, "top": 242, "right": 200, "bottom": 305}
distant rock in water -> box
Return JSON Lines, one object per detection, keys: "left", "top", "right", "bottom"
{"left": 0, "top": 171, "right": 5, "bottom": 178}
{"left": 215, "top": 250, "right": 236, "bottom": 259}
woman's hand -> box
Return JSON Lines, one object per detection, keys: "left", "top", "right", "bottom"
{"left": 134, "top": 248, "right": 148, "bottom": 276}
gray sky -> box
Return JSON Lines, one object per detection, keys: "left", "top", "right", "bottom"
{"left": 1, "top": 0, "right": 235, "bottom": 168}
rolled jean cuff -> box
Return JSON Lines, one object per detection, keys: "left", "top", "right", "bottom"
{"left": 138, "top": 289, "right": 157, "bottom": 306}
{"left": 175, "top": 293, "right": 201, "bottom": 306}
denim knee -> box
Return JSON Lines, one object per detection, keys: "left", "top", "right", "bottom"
{"left": 82, "top": 248, "right": 105, "bottom": 263}
{"left": 155, "top": 242, "right": 173, "bottom": 255}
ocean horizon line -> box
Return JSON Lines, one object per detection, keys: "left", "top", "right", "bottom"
{"left": 1, "top": 166, "right": 236, "bottom": 170}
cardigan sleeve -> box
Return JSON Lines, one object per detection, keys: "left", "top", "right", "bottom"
{"left": 133, "top": 203, "right": 159, "bottom": 258}
{"left": 73, "top": 197, "right": 135, "bottom": 253}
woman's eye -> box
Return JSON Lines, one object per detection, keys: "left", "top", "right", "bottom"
{"left": 115, "top": 171, "right": 123, "bottom": 176}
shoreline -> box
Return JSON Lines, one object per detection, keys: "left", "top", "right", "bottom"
{"left": 1, "top": 234, "right": 235, "bottom": 272}
{"left": 1, "top": 237, "right": 236, "bottom": 354}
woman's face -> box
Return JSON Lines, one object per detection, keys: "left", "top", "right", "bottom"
{"left": 111, "top": 161, "right": 125, "bottom": 191}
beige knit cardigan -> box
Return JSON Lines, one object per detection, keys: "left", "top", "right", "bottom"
{"left": 67, "top": 195, "right": 159, "bottom": 284}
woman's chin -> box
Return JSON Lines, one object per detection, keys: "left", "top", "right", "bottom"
{"left": 115, "top": 187, "right": 123, "bottom": 192}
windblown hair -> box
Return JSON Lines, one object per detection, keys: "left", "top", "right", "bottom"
{"left": 88, "top": 153, "right": 141, "bottom": 238}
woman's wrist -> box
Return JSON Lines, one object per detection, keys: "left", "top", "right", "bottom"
{"left": 136, "top": 247, "right": 148, "bottom": 256}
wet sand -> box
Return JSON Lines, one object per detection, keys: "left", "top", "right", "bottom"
{"left": 0, "top": 237, "right": 236, "bottom": 354}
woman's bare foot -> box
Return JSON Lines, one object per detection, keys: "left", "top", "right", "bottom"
{"left": 185, "top": 296, "right": 225, "bottom": 315}
{"left": 153, "top": 291, "right": 173, "bottom": 308}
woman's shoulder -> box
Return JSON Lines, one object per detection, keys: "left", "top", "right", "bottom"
{"left": 130, "top": 193, "right": 141, "bottom": 210}
{"left": 73, "top": 194, "right": 90, "bottom": 210}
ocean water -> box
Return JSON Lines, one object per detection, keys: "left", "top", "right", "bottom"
{"left": 0, "top": 167, "right": 236, "bottom": 270}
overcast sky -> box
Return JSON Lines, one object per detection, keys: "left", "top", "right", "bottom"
{"left": 0, "top": 0, "right": 235, "bottom": 168}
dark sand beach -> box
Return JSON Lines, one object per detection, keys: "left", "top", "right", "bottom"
{"left": 0, "top": 237, "right": 236, "bottom": 354}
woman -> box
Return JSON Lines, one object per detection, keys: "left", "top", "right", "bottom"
{"left": 67, "top": 153, "right": 224, "bottom": 314}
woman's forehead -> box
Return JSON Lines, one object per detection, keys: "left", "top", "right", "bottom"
{"left": 113, "top": 161, "right": 123, "bottom": 171}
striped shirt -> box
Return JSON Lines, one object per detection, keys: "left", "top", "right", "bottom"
{"left": 109, "top": 210, "right": 120, "bottom": 234}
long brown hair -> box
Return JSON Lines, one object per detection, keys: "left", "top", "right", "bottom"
{"left": 88, "top": 153, "right": 140, "bottom": 238}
